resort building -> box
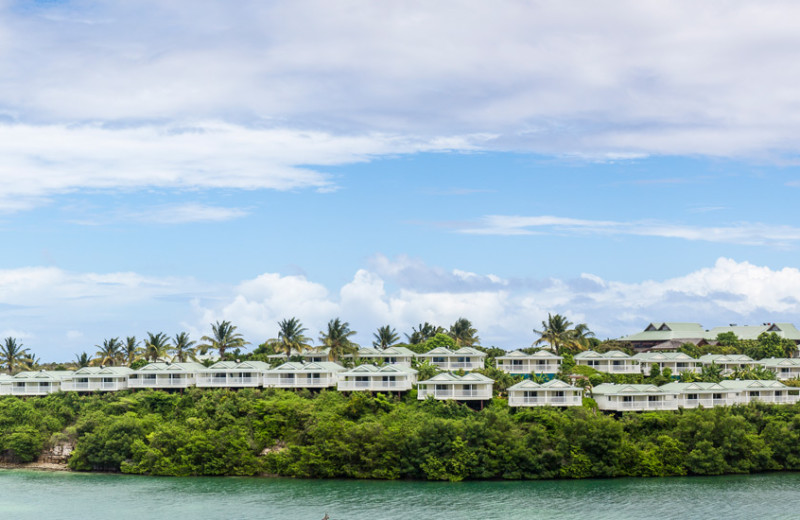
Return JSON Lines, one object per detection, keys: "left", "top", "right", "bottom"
{"left": 591, "top": 383, "right": 679, "bottom": 411}
{"left": 495, "top": 350, "right": 562, "bottom": 376}
{"left": 61, "top": 366, "right": 133, "bottom": 392}
{"left": 263, "top": 361, "right": 345, "bottom": 389}
{"left": 659, "top": 382, "right": 739, "bottom": 408}
{"left": 128, "top": 362, "right": 204, "bottom": 389}
{"left": 9, "top": 370, "right": 74, "bottom": 396}
{"left": 417, "top": 372, "right": 494, "bottom": 401}
{"left": 376, "top": 346, "right": 416, "bottom": 367}
{"left": 342, "top": 347, "right": 385, "bottom": 365}
{"left": 416, "top": 346, "right": 486, "bottom": 371}
{"left": 698, "top": 354, "right": 758, "bottom": 374}
{"left": 574, "top": 350, "right": 640, "bottom": 374}
{"left": 337, "top": 364, "right": 418, "bottom": 392}
{"left": 632, "top": 352, "right": 702, "bottom": 376}
{"left": 717, "top": 380, "right": 799, "bottom": 404}
{"left": 759, "top": 358, "right": 800, "bottom": 380}
{"left": 0, "top": 374, "right": 13, "bottom": 395}
{"left": 267, "top": 347, "right": 331, "bottom": 363}
{"left": 196, "top": 360, "right": 271, "bottom": 388}
{"left": 507, "top": 379, "right": 582, "bottom": 407}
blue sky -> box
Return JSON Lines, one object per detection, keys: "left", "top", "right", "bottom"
{"left": 3, "top": 1, "right": 800, "bottom": 360}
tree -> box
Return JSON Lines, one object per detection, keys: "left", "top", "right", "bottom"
{"left": 74, "top": 352, "right": 91, "bottom": 368}
{"left": 95, "top": 337, "right": 123, "bottom": 366}
{"left": 271, "top": 317, "right": 312, "bottom": 357}
{"left": 405, "top": 322, "right": 444, "bottom": 345}
{"left": 372, "top": 325, "right": 399, "bottom": 349}
{"left": 123, "top": 336, "right": 141, "bottom": 366}
{"left": 448, "top": 318, "right": 480, "bottom": 347}
{"left": 170, "top": 332, "right": 197, "bottom": 362}
{"left": 198, "top": 320, "right": 248, "bottom": 359}
{"left": 320, "top": 318, "right": 359, "bottom": 361}
{"left": 699, "top": 363, "right": 722, "bottom": 383}
{"left": 143, "top": 332, "right": 171, "bottom": 362}
{"left": 533, "top": 314, "right": 593, "bottom": 355}
{"left": 0, "top": 337, "right": 30, "bottom": 374}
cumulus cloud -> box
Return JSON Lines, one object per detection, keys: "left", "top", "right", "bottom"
{"left": 456, "top": 215, "right": 800, "bottom": 248}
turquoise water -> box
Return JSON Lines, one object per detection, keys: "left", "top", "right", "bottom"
{"left": 1, "top": 470, "right": 798, "bottom": 520}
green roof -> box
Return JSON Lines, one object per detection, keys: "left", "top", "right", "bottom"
{"left": 633, "top": 352, "right": 698, "bottom": 361}
{"left": 381, "top": 346, "right": 415, "bottom": 356}
{"left": 591, "top": 383, "right": 671, "bottom": 395}
{"left": 341, "top": 364, "right": 417, "bottom": 375}
{"left": 575, "top": 350, "right": 633, "bottom": 360}
{"left": 137, "top": 362, "right": 206, "bottom": 372}
{"left": 508, "top": 379, "right": 580, "bottom": 391}
{"left": 419, "top": 372, "right": 494, "bottom": 383}
{"left": 699, "top": 354, "right": 755, "bottom": 363}
{"left": 418, "top": 347, "right": 455, "bottom": 356}
{"left": 659, "top": 382, "right": 726, "bottom": 392}
{"left": 205, "top": 360, "right": 271, "bottom": 371}
{"left": 718, "top": 379, "right": 789, "bottom": 390}
{"left": 267, "top": 361, "right": 345, "bottom": 373}
{"left": 497, "top": 349, "right": 562, "bottom": 360}
{"left": 759, "top": 358, "right": 800, "bottom": 368}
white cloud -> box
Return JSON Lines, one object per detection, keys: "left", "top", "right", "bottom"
{"left": 456, "top": 214, "right": 800, "bottom": 248}
{"left": 130, "top": 203, "right": 249, "bottom": 224}
{"left": 2, "top": 1, "right": 800, "bottom": 161}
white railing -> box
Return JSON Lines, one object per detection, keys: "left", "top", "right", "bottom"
{"left": 508, "top": 395, "right": 582, "bottom": 407}
{"left": 447, "top": 362, "right": 484, "bottom": 370}
{"left": 11, "top": 385, "right": 57, "bottom": 395}
{"left": 337, "top": 380, "right": 413, "bottom": 391}
{"left": 417, "top": 387, "right": 493, "bottom": 400}
{"left": 679, "top": 398, "right": 738, "bottom": 408}
{"left": 602, "top": 399, "right": 678, "bottom": 411}
{"left": 496, "top": 363, "right": 561, "bottom": 374}
{"left": 605, "top": 365, "right": 641, "bottom": 374}
{"left": 62, "top": 381, "right": 126, "bottom": 391}
{"left": 196, "top": 376, "right": 260, "bottom": 387}
{"left": 128, "top": 377, "right": 194, "bottom": 388}
{"left": 264, "top": 376, "right": 336, "bottom": 388}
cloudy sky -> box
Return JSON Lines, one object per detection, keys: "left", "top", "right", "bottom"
{"left": 3, "top": 1, "right": 800, "bottom": 360}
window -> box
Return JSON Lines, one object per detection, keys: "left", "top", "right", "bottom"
{"left": 432, "top": 357, "right": 445, "bottom": 364}
{"left": 749, "top": 391, "right": 760, "bottom": 397}
{"left": 687, "top": 393, "right": 698, "bottom": 400}
{"left": 713, "top": 393, "right": 723, "bottom": 400}
{"left": 622, "top": 396, "right": 633, "bottom": 402}
{"left": 512, "top": 359, "right": 523, "bottom": 366}
{"left": 588, "top": 360, "right": 599, "bottom": 367}
{"left": 648, "top": 395, "right": 659, "bottom": 402}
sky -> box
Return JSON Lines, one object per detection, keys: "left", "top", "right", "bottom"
{"left": 3, "top": 0, "right": 800, "bottom": 361}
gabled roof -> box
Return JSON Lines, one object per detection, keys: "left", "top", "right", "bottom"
{"left": 660, "top": 382, "right": 726, "bottom": 392}
{"left": 137, "top": 362, "right": 206, "bottom": 372}
{"left": 345, "top": 347, "right": 383, "bottom": 358}
{"left": 619, "top": 322, "right": 706, "bottom": 342}
{"left": 205, "top": 360, "right": 271, "bottom": 371}
{"left": 418, "top": 347, "right": 455, "bottom": 356}
{"left": 760, "top": 358, "right": 800, "bottom": 368}
{"left": 453, "top": 347, "right": 485, "bottom": 356}
{"left": 419, "top": 372, "right": 494, "bottom": 383}
{"left": 699, "top": 354, "right": 755, "bottom": 363}
{"left": 509, "top": 378, "right": 581, "bottom": 391}
{"left": 381, "top": 346, "right": 415, "bottom": 356}
{"left": 575, "top": 350, "right": 633, "bottom": 360}
{"left": 12, "top": 370, "right": 74, "bottom": 381}
{"left": 708, "top": 323, "right": 800, "bottom": 341}
{"left": 341, "top": 364, "right": 417, "bottom": 375}
{"left": 267, "top": 361, "right": 345, "bottom": 373}
{"left": 591, "top": 383, "right": 670, "bottom": 395}
{"left": 497, "top": 349, "right": 562, "bottom": 360}
{"left": 633, "top": 352, "right": 697, "bottom": 361}
{"left": 95, "top": 366, "right": 134, "bottom": 375}
{"left": 718, "top": 379, "right": 789, "bottom": 390}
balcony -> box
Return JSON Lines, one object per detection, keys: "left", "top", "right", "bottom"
{"left": 128, "top": 377, "right": 193, "bottom": 388}
{"left": 264, "top": 376, "right": 336, "bottom": 388}
{"left": 496, "top": 363, "right": 560, "bottom": 374}
{"left": 605, "top": 399, "right": 678, "bottom": 411}
{"left": 508, "top": 395, "right": 582, "bottom": 407}
{"left": 417, "top": 387, "right": 493, "bottom": 400}
{"left": 679, "top": 398, "right": 737, "bottom": 408}
{"left": 338, "top": 380, "right": 413, "bottom": 391}
{"left": 196, "top": 375, "right": 260, "bottom": 387}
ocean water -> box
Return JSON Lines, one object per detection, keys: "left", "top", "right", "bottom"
{"left": 1, "top": 469, "right": 797, "bottom": 520}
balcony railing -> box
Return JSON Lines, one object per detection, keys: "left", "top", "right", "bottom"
{"left": 417, "top": 387, "right": 493, "bottom": 400}
{"left": 263, "top": 376, "right": 336, "bottom": 388}
{"left": 128, "top": 378, "right": 194, "bottom": 388}
{"left": 11, "top": 386, "right": 57, "bottom": 395}
{"left": 679, "top": 398, "right": 738, "bottom": 408}
{"left": 196, "top": 376, "right": 260, "bottom": 387}
{"left": 62, "top": 381, "right": 126, "bottom": 392}
{"left": 496, "top": 363, "right": 561, "bottom": 374}
{"left": 508, "top": 395, "right": 582, "bottom": 407}
{"left": 338, "top": 380, "right": 413, "bottom": 391}
{"left": 602, "top": 399, "right": 678, "bottom": 411}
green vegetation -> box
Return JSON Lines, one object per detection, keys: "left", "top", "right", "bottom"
{"left": 4, "top": 389, "right": 800, "bottom": 481}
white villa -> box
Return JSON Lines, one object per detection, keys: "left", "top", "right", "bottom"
{"left": 496, "top": 350, "right": 562, "bottom": 376}
{"left": 416, "top": 346, "right": 486, "bottom": 371}
{"left": 417, "top": 372, "right": 494, "bottom": 401}
{"left": 337, "top": 364, "right": 418, "bottom": 392}
{"left": 759, "top": 358, "right": 800, "bottom": 380}
{"left": 264, "top": 361, "right": 345, "bottom": 389}
{"left": 196, "top": 360, "right": 271, "bottom": 388}
{"left": 377, "top": 346, "right": 416, "bottom": 367}
{"left": 507, "top": 379, "right": 582, "bottom": 407}
{"left": 128, "top": 362, "right": 204, "bottom": 389}
{"left": 574, "top": 351, "right": 640, "bottom": 374}
{"left": 8, "top": 370, "right": 74, "bottom": 396}
{"left": 717, "top": 379, "right": 799, "bottom": 404}
{"left": 659, "top": 382, "right": 739, "bottom": 408}
{"left": 0, "top": 374, "right": 13, "bottom": 395}
{"left": 342, "top": 347, "right": 385, "bottom": 365}
{"left": 591, "top": 383, "right": 679, "bottom": 411}
{"left": 699, "top": 354, "right": 758, "bottom": 374}
{"left": 267, "top": 347, "right": 331, "bottom": 363}
{"left": 61, "top": 366, "right": 133, "bottom": 392}
{"left": 632, "top": 352, "right": 702, "bottom": 376}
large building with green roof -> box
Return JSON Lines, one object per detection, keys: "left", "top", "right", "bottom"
{"left": 619, "top": 322, "right": 800, "bottom": 353}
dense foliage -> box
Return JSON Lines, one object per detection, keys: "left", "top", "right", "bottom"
{"left": 4, "top": 390, "right": 800, "bottom": 481}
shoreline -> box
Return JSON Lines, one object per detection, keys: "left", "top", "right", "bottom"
{"left": 0, "top": 461, "right": 70, "bottom": 472}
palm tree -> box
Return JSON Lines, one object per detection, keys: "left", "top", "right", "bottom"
{"left": 533, "top": 313, "right": 591, "bottom": 355}
{"left": 25, "top": 354, "right": 41, "bottom": 370}
{"left": 320, "top": 318, "right": 358, "bottom": 361}
{"left": 448, "top": 317, "right": 480, "bottom": 347}
{"left": 373, "top": 325, "right": 399, "bottom": 349}
{"left": 123, "top": 336, "right": 141, "bottom": 366}
{"left": 0, "top": 337, "right": 30, "bottom": 374}
{"left": 143, "top": 332, "right": 171, "bottom": 362}
{"left": 405, "top": 322, "right": 443, "bottom": 344}
{"left": 170, "top": 332, "right": 197, "bottom": 362}
{"left": 198, "top": 320, "right": 248, "bottom": 359}
{"left": 74, "top": 352, "right": 91, "bottom": 368}
{"left": 95, "top": 337, "right": 123, "bottom": 366}
{"left": 272, "top": 317, "right": 312, "bottom": 357}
